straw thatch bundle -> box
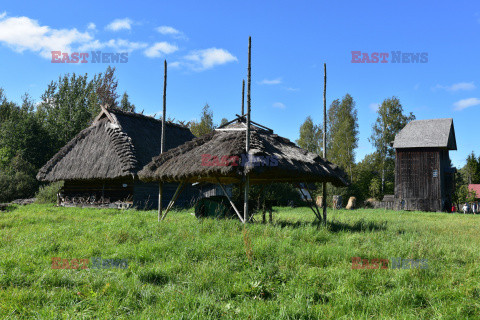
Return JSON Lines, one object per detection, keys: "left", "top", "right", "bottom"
{"left": 139, "top": 120, "right": 349, "bottom": 186}
{"left": 346, "top": 196, "right": 356, "bottom": 210}
{"left": 37, "top": 107, "right": 194, "bottom": 182}
{"left": 316, "top": 196, "right": 323, "bottom": 208}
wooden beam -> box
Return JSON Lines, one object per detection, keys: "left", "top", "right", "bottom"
{"left": 216, "top": 116, "right": 243, "bottom": 129}
{"left": 158, "top": 182, "right": 163, "bottom": 222}
{"left": 322, "top": 63, "right": 327, "bottom": 225}
{"left": 235, "top": 114, "right": 274, "bottom": 133}
{"left": 161, "top": 182, "right": 186, "bottom": 220}
{"left": 244, "top": 36, "right": 252, "bottom": 224}
{"left": 161, "top": 60, "right": 167, "bottom": 154}
{"left": 297, "top": 184, "right": 322, "bottom": 221}
{"left": 158, "top": 60, "right": 167, "bottom": 222}
{"left": 241, "top": 79, "right": 245, "bottom": 115}
{"left": 216, "top": 178, "right": 244, "bottom": 223}
{"left": 303, "top": 183, "right": 322, "bottom": 221}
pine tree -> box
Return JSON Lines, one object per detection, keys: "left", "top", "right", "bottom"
{"left": 296, "top": 116, "right": 322, "bottom": 154}
{"left": 189, "top": 104, "right": 215, "bottom": 137}
{"left": 369, "top": 96, "right": 415, "bottom": 192}
{"left": 327, "top": 94, "right": 358, "bottom": 179}
{"left": 465, "top": 152, "right": 480, "bottom": 184}
{"left": 120, "top": 92, "right": 136, "bottom": 112}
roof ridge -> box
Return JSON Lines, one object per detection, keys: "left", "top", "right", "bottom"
{"left": 107, "top": 107, "right": 191, "bottom": 130}
{"left": 105, "top": 122, "right": 138, "bottom": 174}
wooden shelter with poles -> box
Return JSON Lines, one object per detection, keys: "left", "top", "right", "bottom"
{"left": 139, "top": 37, "right": 347, "bottom": 222}
{"left": 138, "top": 117, "right": 349, "bottom": 221}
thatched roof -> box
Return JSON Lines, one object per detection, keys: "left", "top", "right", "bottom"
{"left": 393, "top": 118, "right": 457, "bottom": 150}
{"left": 37, "top": 107, "right": 195, "bottom": 182}
{"left": 138, "top": 120, "right": 349, "bottom": 187}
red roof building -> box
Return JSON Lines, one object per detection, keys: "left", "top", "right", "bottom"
{"left": 468, "top": 184, "right": 480, "bottom": 199}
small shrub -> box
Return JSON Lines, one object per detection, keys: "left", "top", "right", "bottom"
{"left": 35, "top": 181, "right": 64, "bottom": 204}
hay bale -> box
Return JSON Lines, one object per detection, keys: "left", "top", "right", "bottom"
{"left": 364, "top": 198, "right": 375, "bottom": 208}
{"left": 332, "top": 195, "right": 342, "bottom": 209}
{"left": 316, "top": 196, "right": 323, "bottom": 208}
{"left": 346, "top": 197, "right": 356, "bottom": 210}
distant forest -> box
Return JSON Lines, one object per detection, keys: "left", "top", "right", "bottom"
{"left": 0, "top": 67, "right": 478, "bottom": 206}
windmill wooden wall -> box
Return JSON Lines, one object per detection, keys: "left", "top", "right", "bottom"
{"left": 394, "top": 148, "right": 454, "bottom": 212}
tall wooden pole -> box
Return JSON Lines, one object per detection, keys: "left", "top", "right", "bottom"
{"left": 244, "top": 37, "right": 251, "bottom": 224}
{"left": 241, "top": 79, "right": 245, "bottom": 115}
{"left": 159, "top": 60, "right": 167, "bottom": 222}
{"left": 322, "top": 63, "right": 327, "bottom": 225}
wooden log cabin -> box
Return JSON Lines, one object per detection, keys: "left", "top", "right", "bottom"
{"left": 37, "top": 107, "right": 202, "bottom": 209}
{"left": 392, "top": 118, "right": 457, "bottom": 212}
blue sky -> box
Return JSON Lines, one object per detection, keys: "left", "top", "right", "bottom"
{"left": 0, "top": 0, "right": 479, "bottom": 168}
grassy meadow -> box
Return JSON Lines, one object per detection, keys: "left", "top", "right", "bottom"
{"left": 1, "top": 204, "right": 480, "bottom": 319}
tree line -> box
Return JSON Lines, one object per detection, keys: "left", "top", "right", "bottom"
{"left": 296, "top": 94, "right": 477, "bottom": 206}
{"left": 0, "top": 67, "right": 477, "bottom": 207}
{"left": 0, "top": 67, "right": 135, "bottom": 202}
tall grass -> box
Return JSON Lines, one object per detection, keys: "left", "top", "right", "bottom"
{"left": 0, "top": 204, "right": 479, "bottom": 319}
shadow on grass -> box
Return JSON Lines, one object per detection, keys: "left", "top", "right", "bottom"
{"left": 138, "top": 270, "right": 170, "bottom": 286}
{"left": 0, "top": 204, "right": 17, "bottom": 213}
{"left": 274, "top": 218, "right": 387, "bottom": 233}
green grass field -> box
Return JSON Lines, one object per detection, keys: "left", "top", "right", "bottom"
{"left": 1, "top": 204, "right": 480, "bottom": 319}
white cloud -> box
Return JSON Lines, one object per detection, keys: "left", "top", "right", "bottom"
{"left": 284, "top": 87, "right": 299, "bottom": 92}
{"left": 144, "top": 42, "right": 178, "bottom": 58}
{"left": 259, "top": 78, "right": 282, "bottom": 85}
{"left": 156, "top": 26, "right": 180, "bottom": 35}
{"left": 369, "top": 103, "right": 380, "bottom": 112}
{"left": 273, "top": 102, "right": 286, "bottom": 109}
{"left": 156, "top": 26, "right": 187, "bottom": 39}
{"left": 87, "top": 22, "right": 96, "bottom": 30}
{"left": 106, "top": 18, "right": 133, "bottom": 31}
{"left": 433, "top": 82, "right": 476, "bottom": 92}
{"left": 453, "top": 98, "right": 480, "bottom": 111}
{"left": 0, "top": 12, "right": 6, "bottom": 19}
{"left": 0, "top": 16, "right": 92, "bottom": 59}
{"left": 169, "top": 61, "right": 181, "bottom": 68}
{"left": 184, "top": 48, "right": 237, "bottom": 71}
{"left": 78, "top": 39, "right": 147, "bottom": 52}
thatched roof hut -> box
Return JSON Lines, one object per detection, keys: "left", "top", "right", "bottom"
{"left": 37, "top": 107, "right": 199, "bottom": 208}
{"left": 139, "top": 120, "right": 349, "bottom": 187}
{"left": 38, "top": 107, "right": 194, "bottom": 181}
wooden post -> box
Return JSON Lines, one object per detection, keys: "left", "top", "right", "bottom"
{"left": 158, "top": 183, "right": 163, "bottom": 221}
{"left": 216, "top": 178, "right": 244, "bottom": 223}
{"left": 322, "top": 63, "right": 327, "bottom": 225}
{"left": 244, "top": 37, "right": 252, "bottom": 224}
{"left": 241, "top": 79, "right": 245, "bottom": 115}
{"left": 158, "top": 60, "right": 167, "bottom": 222}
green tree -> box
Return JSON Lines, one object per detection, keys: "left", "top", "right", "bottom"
{"left": 369, "top": 177, "right": 382, "bottom": 200}
{"left": 36, "top": 72, "right": 99, "bottom": 151}
{"left": 327, "top": 94, "right": 358, "bottom": 179}
{"left": 464, "top": 152, "right": 480, "bottom": 184}
{"left": 94, "top": 66, "right": 119, "bottom": 108}
{"left": 296, "top": 116, "right": 322, "bottom": 154}
{"left": 369, "top": 96, "right": 415, "bottom": 193}
{"left": 0, "top": 94, "right": 52, "bottom": 169}
{"left": 352, "top": 152, "right": 381, "bottom": 203}
{"left": 220, "top": 118, "right": 229, "bottom": 126}
{"left": 190, "top": 104, "right": 215, "bottom": 137}
{"left": 120, "top": 91, "right": 136, "bottom": 112}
